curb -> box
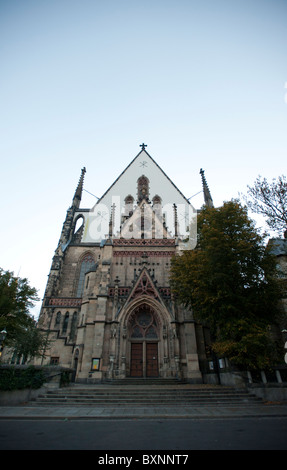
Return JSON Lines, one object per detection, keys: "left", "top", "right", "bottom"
{"left": 1, "top": 405, "right": 287, "bottom": 420}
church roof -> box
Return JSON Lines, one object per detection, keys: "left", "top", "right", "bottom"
{"left": 76, "top": 145, "right": 199, "bottom": 243}
{"left": 96, "top": 145, "right": 191, "bottom": 206}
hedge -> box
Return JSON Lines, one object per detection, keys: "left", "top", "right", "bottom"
{"left": 0, "top": 366, "right": 46, "bottom": 391}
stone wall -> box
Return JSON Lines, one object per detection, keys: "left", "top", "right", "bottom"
{"left": 0, "top": 365, "right": 73, "bottom": 405}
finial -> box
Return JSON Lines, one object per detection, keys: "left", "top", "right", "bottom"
{"left": 140, "top": 143, "right": 147, "bottom": 150}
{"left": 173, "top": 203, "right": 178, "bottom": 237}
{"left": 73, "top": 167, "right": 86, "bottom": 208}
{"left": 109, "top": 203, "right": 115, "bottom": 237}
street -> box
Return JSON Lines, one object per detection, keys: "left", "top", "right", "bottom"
{"left": 0, "top": 417, "right": 286, "bottom": 450}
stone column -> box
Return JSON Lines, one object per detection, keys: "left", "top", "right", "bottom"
{"left": 183, "top": 321, "right": 202, "bottom": 383}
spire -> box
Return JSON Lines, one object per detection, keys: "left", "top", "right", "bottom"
{"left": 109, "top": 203, "right": 115, "bottom": 237}
{"left": 73, "top": 167, "right": 86, "bottom": 208}
{"left": 55, "top": 167, "right": 86, "bottom": 254}
{"left": 173, "top": 203, "right": 178, "bottom": 237}
{"left": 200, "top": 168, "right": 214, "bottom": 208}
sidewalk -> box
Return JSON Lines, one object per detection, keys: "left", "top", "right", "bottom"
{"left": 1, "top": 402, "right": 287, "bottom": 420}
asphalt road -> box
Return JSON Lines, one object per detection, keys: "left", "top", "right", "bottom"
{"left": 0, "top": 417, "right": 287, "bottom": 450}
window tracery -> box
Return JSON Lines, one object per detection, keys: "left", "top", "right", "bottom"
{"left": 76, "top": 253, "right": 97, "bottom": 298}
{"left": 129, "top": 307, "right": 158, "bottom": 339}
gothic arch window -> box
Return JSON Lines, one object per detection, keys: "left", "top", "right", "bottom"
{"left": 62, "top": 312, "right": 69, "bottom": 334}
{"left": 72, "top": 215, "right": 85, "bottom": 243}
{"left": 137, "top": 175, "right": 150, "bottom": 202}
{"left": 129, "top": 306, "right": 158, "bottom": 339}
{"left": 70, "top": 312, "right": 78, "bottom": 341}
{"left": 152, "top": 195, "right": 162, "bottom": 217}
{"left": 124, "top": 195, "right": 134, "bottom": 216}
{"left": 54, "top": 311, "right": 61, "bottom": 327}
{"left": 76, "top": 253, "right": 97, "bottom": 297}
{"left": 152, "top": 195, "right": 162, "bottom": 206}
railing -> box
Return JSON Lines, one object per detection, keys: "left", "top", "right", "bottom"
{"left": 201, "top": 358, "right": 287, "bottom": 386}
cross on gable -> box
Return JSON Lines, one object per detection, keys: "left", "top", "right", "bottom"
{"left": 140, "top": 143, "right": 147, "bottom": 150}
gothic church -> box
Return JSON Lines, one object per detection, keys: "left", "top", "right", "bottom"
{"left": 37, "top": 146, "right": 213, "bottom": 383}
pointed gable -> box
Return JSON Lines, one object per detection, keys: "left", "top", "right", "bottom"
{"left": 130, "top": 268, "right": 159, "bottom": 301}
{"left": 95, "top": 147, "right": 190, "bottom": 209}
{"left": 113, "top": 267, "right": 167, "bottom": 319}
{"left": 80, "top": 146, "right": 197, "bottom": 243}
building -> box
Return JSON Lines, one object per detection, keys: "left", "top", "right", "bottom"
{"left": 36, "top": 145, "right": 213, "bottom": 383}
{"left": 268, "top": 236, "right": 287, "bottom": 333}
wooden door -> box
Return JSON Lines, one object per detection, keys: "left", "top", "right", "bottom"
{"left": 130, "top": 343, "right": 143, "bottom": 377}
{"left": 146, "top": 343, "right": 158, "bottom": 377}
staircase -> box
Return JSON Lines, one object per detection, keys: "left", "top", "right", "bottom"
{"left": 102, "top": 378, "right": 184, "bottom": 386}
{"left": 31, "top": 380, "right": 262, "bottom": 407}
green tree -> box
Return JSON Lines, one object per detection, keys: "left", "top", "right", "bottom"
{"left": 9, "top": 316, "right": 50, "bottom": 363}
{"left": 0, "top": 268, "right": 39, "bottom": 343}
{"left": 170, "top": 200, "right": 282, "bottom": 369}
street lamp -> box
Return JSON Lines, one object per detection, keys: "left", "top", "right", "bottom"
{"left": 0, "top": 329, "right": 7, "bottom": 359}
{"left": 0, "top": 329, "right": 7, "bottom": 343}
{"left": 282, "top": 330, "right": 287, "bottom": 365}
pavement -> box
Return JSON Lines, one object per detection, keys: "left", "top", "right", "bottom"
{"left": 1, "top": 402, "right": 287, "bottom": 420}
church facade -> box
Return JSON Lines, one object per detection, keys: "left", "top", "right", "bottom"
{"left": 37, "top": 146, "right": 213, "bottom": 383}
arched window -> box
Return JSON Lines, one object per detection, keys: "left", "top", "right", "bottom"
{"left": 152, "top": 195, "right": 162, "bottom": 217}
{"left": 124, "top": 195, "right": 134, "bottom": 216}
{"left": 62, "top": 312, "right": 69, "bottom": 334}
{"left": 129, "top": 307, "right": 158, "bottom": 339}
{"left": 76, "top": 254, "right": 97, "bottom": 297}
{"left": 72, "top": 215, "right": 85, "bottom": 243}
{"left": 54, "top": 311, "right": 61, "bottom": 327}
{"left": 70, "top": 312, "right": 78, "bottom": 341}
{"left": 137, "top": 175, "right": 150, "bottom": 202}
{"left": 152, "top": 195, "right": 162, "bottom": 205}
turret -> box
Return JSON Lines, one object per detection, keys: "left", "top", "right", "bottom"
{"left": 44, "top": 168, "right": 86, "bottom": 298}
{"left": 56, "top": 167, "right": 86, "bottom": 253}
{"left": 43, "top": 168, "right": 86, "bottom": 298}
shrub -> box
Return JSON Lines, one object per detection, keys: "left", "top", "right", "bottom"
{"left": 0, "top": 366, "right": 46, "bottom": 391}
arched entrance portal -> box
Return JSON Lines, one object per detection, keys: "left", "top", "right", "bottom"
{"left": 128, "top": 304, "right": 159, "bottom": 378}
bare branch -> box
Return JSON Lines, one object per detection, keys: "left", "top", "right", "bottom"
{"left": 244, "top": 175, "right": 287, "bottom": 235}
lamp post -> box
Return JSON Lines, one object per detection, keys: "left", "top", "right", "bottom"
{"left": 0, "top": 329, "right": 7, "bottom": 359}
{"left": 282, "top": 330, "right": 287, "bottom": 365}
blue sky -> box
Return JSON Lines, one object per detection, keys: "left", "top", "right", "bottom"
{"left": 0, "top": 0, "right": 286, "bottom": 317}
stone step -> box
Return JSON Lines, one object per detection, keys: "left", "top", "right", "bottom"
{"left": 34, "top": 395, "right": 259, "bottom": 402}
{"left": 32, "top": 398, "right": 260, "bottom": 407}
{"left": 43, "top": 391, "right": 253, "bottom": 398}
{"left": 103, "top": 378, "right": 183, "bottom": 383}
{"left": 37, "top": 389, "right": 256, "bottom": 397}
{"left": 48, "top": 383, "right": 235, "bottom": 390}
{"left": 31, "top": 385, "right": 261, "bottom": 407}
